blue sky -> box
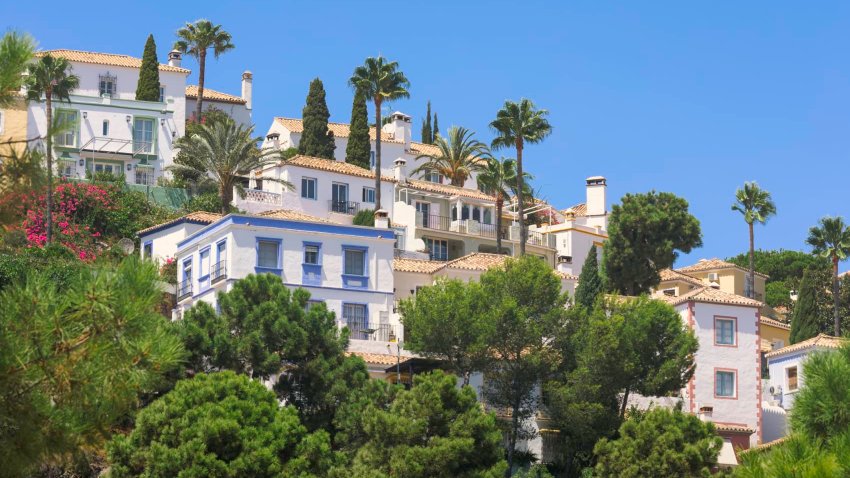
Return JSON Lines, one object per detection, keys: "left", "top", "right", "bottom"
{"left": 7, "top": 1, "right": 850, "bottom": 267}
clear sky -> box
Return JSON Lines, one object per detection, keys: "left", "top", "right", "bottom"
{"left": 6, "top": 1, "right": 850, "bottom": 268}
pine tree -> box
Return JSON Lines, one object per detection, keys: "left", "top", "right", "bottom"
{"left": 433, "top": 112, "right": 439, "bottom": 139}
{"left": 135, "top": 34, "right": 161, "bottom": 101}
{"left": 298, "top": 78, "right": 336, "bottom": 159}
{"left": 575, "top": 245, "right": 604, "bottom": 309}
{"left": 790, "top": 268, "right": 821, "bottom": 344}
{"left": 345, "top": 88, "right": 371, "bottom": 169}
{"left": 420, "top": 100, "right": 432, "bottom": 144}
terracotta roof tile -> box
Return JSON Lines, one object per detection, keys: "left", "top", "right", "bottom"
{"left": 713, "top": 423, "right": 754, "bottom": 434}
{"left": 255, "top": 209, "right": 336, "bottom": 223}
{"left": 765, "top": 334, "right": 844, "bottom": 358}
{"left": 408, "top": 141, "right": 441, "bottom": 157}
{"left": 346, "top": 351, "right": 402, "bottom": 366}
{"left": 658, "top": 268, "right": 705, "bottom": 287}
{"left": 284, "top": 155, "right": 396, "bottom": 182}
{"left": 38, "top": 49, "right": 190, "bottom": 74}
{"left": 677, "top": 258, "right": 769, "bottom": 279}
{"left": 653, "top": 285, "right": 763, "bottom": 308}
{"left": 561, "top": 203, "right": 587, "bottom": 217}
{"left": 275, "top": 117, "right": 401, "bottom": 143}
{"left": 393, "top": 258, "right": 446, "bottom": 274}
{"left": 556, "top": 271, "right": 579, "bottom": 280}
{"left": 403, "top": 178, "right": 495, "bottom": 201}
{"left": 137, "top": 211, "right": 222, "bottom": 235}
{"left": 760, "top": 317, "right": 791, "bottom": 331}
{"left": 440, "top": 252, "right": 509, "bottom": 271}
{"left": 185, "top": 85, "right": 245, "bottom": 104}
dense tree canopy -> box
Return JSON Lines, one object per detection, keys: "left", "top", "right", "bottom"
{"left": 574, "top": 245, "right": 603, "bottom": 309}
{"left": 299, "top": 78, "right": 336, "bottom": 159}
{"left": 790, "top": 268, "right": 821, "bottom": 344}
{"left": 135, "top": 34, "right": 161, "bottom": 101}
{"left": 345, "top": 88, "right": 371, "bottom": 168}
{"left": 728, "top": 249, "right": 830, "bottom": 309}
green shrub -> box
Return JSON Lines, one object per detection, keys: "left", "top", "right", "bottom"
{"left": 352, "top": 209, "right": 375, "bottom": 227}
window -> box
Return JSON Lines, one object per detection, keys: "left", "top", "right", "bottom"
{"left": 94, "top": 162, "right": 120, "bottom": 175}
{"left": 393, "top": 226, "right": 406, "bottom": 250}
{"left": 715, "top": 317, "right": 736, "bottom": 346}
{"left": 182, "top": 259, "right": 193, "bottom": 283}
{"left": 426, "top": 172, "right": 443, "bottom": 183}
{"left": 216, "top": 240, "right": 226, "bottom": 262}
{"left": 344, "top": 248, "right": 366, "bottom": 276}
{"left": 304, "top": 244, "right": 320, "bottom": 265}
{"left": 662, "top": 288, "right": 676, "bottom": 297}
{"left": 362, "top": 187, "right": 376, "bottom": 204}
{"left": 483, "top": 209, "right": 492, "bottom": 225}
{"left": 143, "top": 242, "right": 152, "bottom": 258}
{"left": 59, "top": 160, "right": 75, "bottom": 178}
{"left": 55, "top": 110, "right": 78, "bottom": 147}
{"left": 102, "top": 120, "right": 109, "bottom": 136}
{"left": 343, "top": 303, "right": 369, "bottom": 339}
{"left": 257, "top": 240, "right": 280, "bottom": 269}
{"left": 305, "top": 300, "right": 324, "bottom": 311}
{"left": 787, "top": 366, "right": 798, "bottom": 391}
{"left": 715, "top": 370, "right": 736, "bottom": 398}
{"left": 199, "top": 248, "right": 210, "bottom": 279}
{"left": 158, "top": 87, "right": 165, "bottom": 102}
{"left": 133, "top": 118, "right": 154, "bottom": 154}
{"left": 370, "top": 151, "right": 375, "bottom": 168}
{"left": 301, "top": 177, "right": 317, "bottom": 199}
{"left": 134, "top": 166, "right": 155, "bottom": 185}
{"left": 255, "top": 178, "right": 263, "bottom": 191}
{"left": 425, "top": 238, "right": 448, "bottom": 261}
{"left": 472, "top": 207, "right": 481, "bottom": 222}
{"left": 461, "top": 205, "right": 470, "bottom": 220}
{"left": 99, "top": 74, "right": 116, "bottom": 97}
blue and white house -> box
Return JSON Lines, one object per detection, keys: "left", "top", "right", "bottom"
{"left": 139, "top": 209, "right": 399, "bottom": 342}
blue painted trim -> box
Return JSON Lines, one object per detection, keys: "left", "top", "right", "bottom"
{"left": 215, "top": 239, "right": 227, "bottom": 262}
{"left": 255, "top": 236, "right": 282, "bottom": 269}
{"left": 177, "top": 215, "right": 392, "bottom": 249}
{"left": 142, "top": 240, "right": 153, "bottom": 258}
{"left": 282, "top": 282, "right": 393, "bottom": 295}
{"left": 342, "top": 245, "right": 369, "bottom": 286}
{"left": 302, "top": 241, "right": 323, "bottom": 265}
{"left": 182, "top": 257, "right": 193, "bottom": 283}
{"left": 302, "top": 264, "right": 322, "bottom": 286}
{"left": 342, "top": 274, "right": 370, "bottom": 289}
{"left": 198, "top": 247, "right": 211, "bottom": 290}
{"left": 138, "top": 218, "right": 213, "bottom": 238}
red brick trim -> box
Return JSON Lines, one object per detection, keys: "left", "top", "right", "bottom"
{"left": 755, "top": 310, "right": 763, "bottom": 444}
{"left": 688, "top": 301, "right": 696, "bottom": 414}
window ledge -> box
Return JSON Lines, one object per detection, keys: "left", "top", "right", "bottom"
{"left": 341, "top": 274, "right": 369, "bottom": 289}
{"left": 254, "top": 267, "right": 282, "bottom": 276}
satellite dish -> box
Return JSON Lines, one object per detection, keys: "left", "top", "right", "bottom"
{"left": 118, "top": 238, "right": 135, "bottom": 255}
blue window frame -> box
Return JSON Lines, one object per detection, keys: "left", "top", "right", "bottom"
{"left": 343, "top": 302, "right": 370, "bottom": 339}
{"left": 198, "top": 246, "right": 211, "bottom": 291}
{"left": 342, "top": 245, "right": 369, "bottom": 289}
{"left": 181, "top": 257, "right": 193, "bottom": 294}
{"left": 362, "top": 186, "right": 376, "bottom": 204}
{"left": 143, "top": 241, "right": 153, "bottom": 259}
{"left": 302, "top": 241, "right": 322, "bottom": 286}
{"left": 301, "top": 177, "right": 317, "bottom": 199}
{"left": 216, "top": 239, "right": 226, "bottom": 262}
{"left": 255, "top": 237, "right": 282, "bottom": 274}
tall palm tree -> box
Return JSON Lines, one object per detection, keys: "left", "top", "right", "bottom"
{"left": 806, "top": 217, "right": 850, "bottom": 336}
{"left": 24, "top": 54, "right": 79, "bottom": 245}
{"left": 169, "top": 120, "right": 290, "bottom": 214}
{"left": 477, "top": 157, "right": 532, "bottom": 254}
{"left": 732, "top": 181, "right": 777, "bottom": 299}
{"left": 174, "top": 20, "right": 235, "bottom": 121}
{"left": 0, "top": 31, "right": 35, "bottom": 108}
{"left": 490, "top": 99, "right": 552, "bottom": 255}
{"left": 411, "top": 126, "right": 489, "bottom": 187}
{"left": 348, "top": 56, "right": 410, "bottom": 210}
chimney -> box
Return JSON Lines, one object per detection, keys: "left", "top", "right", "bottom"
{"left": 374, "top": 209, "right": 389, "bottom": 229}
{"left": 556, "top": 255, "right": 573, "bottom": 276}
{"left": 266, "top": 132, "right": 280, "bottom": 150}
{"left": 585, "top": 176, "right": 607, "bottom": 217}
{"left": 241, "top": 70, "right": 253, "bottom": 110}
{"left": 383, "top": 111, "right": 411, "bottom": 148}
{"left": 394, "top": 158, "right": 407, "bottom": 182}
{"left": 167, "top": 49, "right": 182, "bottom": 68}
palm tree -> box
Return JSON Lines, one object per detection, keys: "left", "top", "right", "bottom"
{"left": 806, "top": 217, "right": 850, "bottom": 336}
{"left": 169, "top": 120, "right": 290, "bottom": 214}
{"left": 411, "top": 126, "right": 490, "bottom": 187}
{"left": 0, "top": 31, "right": 35, "bottom": 108}
{"left": 477, "top": 157, "right": 532, "bottom": 254}
{"left": 732, "top": 182, "right": 777, "bottom": 299}
{"left": 24, "top": 54, "right": 79, "bottom": 245}
{"left": 348, "top": 56, "right": 410, "bottom": 210}
{"left": 174, "top": 20, "right": 235, "bottom": 121}
{"left": 490, "top": 99, "right": 552, "bottom": 255}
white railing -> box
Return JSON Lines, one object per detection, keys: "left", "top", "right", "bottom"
{"left": 244, "top": 189, "right": 282, "bottom": 204}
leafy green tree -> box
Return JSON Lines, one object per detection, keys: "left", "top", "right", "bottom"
{"left": 480, "top": 256, "right": 567, "bottom": 473}
{"left": 477, "top": 157, "right": 528, "bottom": 253}
{"left": 345, "top": 88, "right": 371, "bottom": 168}
{"left": 790, "top": 268, "right": 821, "bottom": 344}
{"left": 490, "top": 99, "right": 552, "bottom": 255}
{"left": 412, "top": 125, "right": 490, "bottom": 187}
{"left": 169, "top": 120, "right": 289, "bottom": 213}
{"left": 0, "top": 257, "right": 184, "bottom": 477}
{"left": 400, "top": 279, "right": 494, "bottom": 386}
{"left": 349, "top": 55, "right": 410, "bottom": 210}
{"left": 0, "top": 30, "right": 35, "bottom": 108}
{"left": 735, "top": 433, "right": 849, "bottom": 478}
{"left": 594, "top": 406, "right": 722, "bottom": 478}
{"left": 433, "top": 112, "right": 439, "bottom": 139}
{"left": 299, "top": 78, "right": 336, "bottom": 159}
{"left": 807, "top": 216, "right": 850, "bottom": 336}
{"left": 174, "top": 19, "right": 235, "bottom": 121}
{"left": 135, "top": 34, "right": 161, "bottom": 101}
{"left": 107, "top": 371, "right": 337, "bottom": 478}
{"left": 728, "top": 249, "right": 831, "bottom": 284}
{"left": 604, "top": 191, "right": 703, "bottom": 295}
{"left": 732, "top": 182, "right": 777, "bottom": 299}
{"left": 575, "top": 245, "right": 603, "bottom": 309}
{"left": 421, "top": 100, "right": 433, "bottom": 144}
{"left": 352, "top": 208, "right": 374, "bottom": 226}
{"left": 24, "top": 54, "right": 79, "bottom": 244}
{"left": 181, "top": 191, "right": 235, "bottom": 214}
{"left": 335, "top": 370, "right": 507, "bottom": 478}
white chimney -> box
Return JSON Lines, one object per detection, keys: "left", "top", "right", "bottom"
{"left": 383, "top": 111, "right": 411, "bottom": 148}
{"left": 167, "top": 49, "right": 182, "bottom": 68}
{"left": 585, "top": 176, "right": 607, "bottom": 217}
{"left": 266, "top": 132, "right": 280, "bottom": 150}
{"left": 241, "top": 70, "right": 253, "bottom": 110}
{"left": 556, "top": 255, "right": 573, "bottom": 276}
{"left": 394, "top": 158, "right": 407, "bottom": 182}
{"left": 374, "top": 209, "right": 389, "bottom": 229}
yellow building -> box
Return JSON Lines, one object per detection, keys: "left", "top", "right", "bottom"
{"left": 676, "top": 258, "right": 768, "bottom": 302}
{"left": 0, "top": 96, "right": 30, "bottom": 156}
{"left": 759, "top": 317, "right": 791, "bottom": 353}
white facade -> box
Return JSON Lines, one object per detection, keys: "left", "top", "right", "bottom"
{"left": 23, "top": 51, "right": 189, "bottom": 185}
{"left": 184, "top": 70, "right": 253, "bottom": 126}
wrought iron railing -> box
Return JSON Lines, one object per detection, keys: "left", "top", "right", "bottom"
{"left": 527, "top": 230, "right": 548, "bottom": 247}
{"left": 418, "top": 213, "right": 451, "bottom": 231}
{"left": 346, "top": 319, "right": 402, "bottom": 342}
{"left": 177, "top": 279, "right": 192, "bottom": 300}
{"left": 211, "top": 260, "right": 227, "bottom": 284}
{"left": 329, "top": 200, "right": 360, "bottom": 215}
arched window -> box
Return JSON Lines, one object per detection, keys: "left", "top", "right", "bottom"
{"left": 483, "top": 209, "right": 492, "bottom": 224}
{"left": 472, "top": 207, "right": 481, "bottom": 222}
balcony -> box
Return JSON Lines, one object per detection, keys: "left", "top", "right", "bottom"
{"left": 416, "top": 213, "right": 508, "bottom": 239}
{"left": 244, "top": 189, "right": 282, "bottom": 205}
{"left": 329, "top": 200, "right": 360, "bottom": 215}
{"left": 177, "top": 279, "right": 192, "bottom": 301}
{"left": 211, "top": 260, "right": 227, "bottom": 284}
{"left": 527, "top": 230, "right": 548, "bottom": 247}
{"left": 347, "top": 319, "right": 403, "bottom": 342}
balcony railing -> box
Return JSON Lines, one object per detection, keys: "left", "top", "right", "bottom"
{"left": 244, "top": 188, "right": 282, "bottom": 204}
{"left": 211, "top": 260, "right": 227, "bottom": 284}
{"left": 527, "top": 230, "right": 548, "bottom": 247}
{"left": 347, "top": 319, "right": 403, "bottom": 342}
{"left": 177, "top": 279, "right": 192, "bottom": 300}
{"left": 329, "top": 200, "right": 360, "bottom": 215}
{"left": 416, "top": 212, "right": 511, "bottom": 240}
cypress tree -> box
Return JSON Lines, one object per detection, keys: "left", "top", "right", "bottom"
{"left": 575, "top": 245, "right": 604, "bottom": 309}
{"left": 790, "top": 268, "right": 821, "bottom": 344}
{"left": 346, "top": 89, "right": 371, "bottom": 169}
{"left": 298, "top": 78, "right": 336, "bottom": 159}
{"left": 135, "top": 34, "right": 161, "bottom": 101}
{"left": 433, "top": 112, "right": 439, "bottom": 139}
{"left": 420, "top": 100, "right": 432, "bottom": 144}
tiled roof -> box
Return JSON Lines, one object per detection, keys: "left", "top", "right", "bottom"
{"left": 185, "top": 85, "right": 245, "bottom": 104}
{"left": 441, "top": 252, "right": 509, "bottom": 271}
{"left": 678, "top": 258, "right": 769, "bottom": 279}
{"left": 403, "top": 178, "right": 495, "bottom": 201}
{"left": 408, "top": 141, "right": 441, "bottom": 156}
{"left": 38, "top": 49, "right": 190, "bottom": 74}
{"left": 658, "top": 268, "right": 705, "bottom": 287}
{"left": 654, "top": 285, "right": 763, "bottom": 308}
{"left": 346, "top": 351, "right": 401, "bottom": 366}
{"left": 256, "top": 209, "right": 336, "bottom": 223}
{"left": 561, "top": 203, "right": 587, "bottom": 217}
{"left": 765, "top": 334, "right": 844, "bottom": 358}
{"left": 556, "top": 271, "right": 579, "bottom": 280}
{"left": 713, "top": 423, "right": 754, "bottom": 434}
{"left": 274, "top": 117, "right": 401, "bottom": 143}
{"left": 393, "top": 258, "right": 446, "bottom": 274}
{"left": 137, "top": 211, "right": 222, "bottom": 235}
{"left": 760, "top": 317, "right": 791, "bottom": 331}
{"left": 284, "top": 155, "right": 396, "bottom": 182}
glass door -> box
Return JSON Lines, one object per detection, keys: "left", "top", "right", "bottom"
{"left": 416, "top": 202, "right": 430, "bottom": 228}
{"left": 332, "top": 183, "right": 348, "bottom": 213}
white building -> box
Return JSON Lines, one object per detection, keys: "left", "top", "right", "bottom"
{"left": 764, "top": 333, "right": 842, "bottom": 409}
{"left": 22, "top": 49, "right": 190, "bottom": 185}
{"left": 184, "top": 69, "right": 253, "bottom": 126}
